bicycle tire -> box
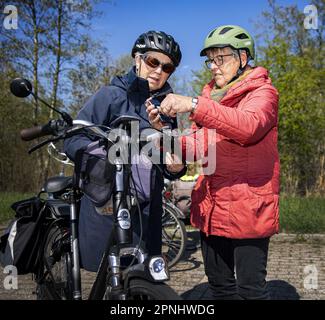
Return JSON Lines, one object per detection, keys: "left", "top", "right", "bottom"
{"left": 36, "top": 223, "right": 72, "bottom": 300}
{"left": 161, "top": 203, "right": 187, "bottom": 268}
{"left": 127, "top": 278, "right": 181, "bottom": 300}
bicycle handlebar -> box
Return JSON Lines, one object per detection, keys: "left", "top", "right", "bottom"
{"left": 21, "top": 119, "right": 171, "bottom": 143}
{"left": 20, "top": 119, "right": 110, "bottom": 141}
{"left": 20, "top": 119, "right": 175, "bottom": 156}
{"left": 20, "top": 122, "right": 55, "bottom": 141}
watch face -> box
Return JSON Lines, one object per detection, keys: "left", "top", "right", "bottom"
{"left": 191, "top": 98, "right": 198, "bottom": 112}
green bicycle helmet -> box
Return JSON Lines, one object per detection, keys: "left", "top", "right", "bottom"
{"left": 200, "top": 25, "right": 255, "bottom": 60}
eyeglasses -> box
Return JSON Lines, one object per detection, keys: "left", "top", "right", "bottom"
{"left": 140, "top": 54, "right": 175, "bottom": 74}
{"left": 205, "top": 53, "right": 236, "bottom": 69}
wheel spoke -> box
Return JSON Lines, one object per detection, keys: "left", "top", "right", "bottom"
{"left": 161, "top": 204, "right": 187, "bottom": 267}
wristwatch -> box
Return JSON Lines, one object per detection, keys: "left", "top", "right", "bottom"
{"left": 191, "top": 97, "right": 198, "bottom": 113}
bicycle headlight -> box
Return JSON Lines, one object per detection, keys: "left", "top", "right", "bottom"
{"left": 149, "top": 256, "right": 168, "bottom": 281}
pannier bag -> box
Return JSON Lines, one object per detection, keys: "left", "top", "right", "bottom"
{"left": 74, "top": 140, "right": 116, "bottom": 208}
{"left": 0, "top": 197, "right": 45, "bottom": 274}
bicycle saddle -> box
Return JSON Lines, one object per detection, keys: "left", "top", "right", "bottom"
{"left": 44, "top": 176, "right": 73, "bottom": 194}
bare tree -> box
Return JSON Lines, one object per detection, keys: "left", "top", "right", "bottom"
{"left": 0, "top": 0, "right": 109, "bottom": 190}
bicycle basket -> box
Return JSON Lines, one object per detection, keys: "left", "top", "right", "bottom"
{"left": 0, "top": 197, "right": 46, "bottom": 274}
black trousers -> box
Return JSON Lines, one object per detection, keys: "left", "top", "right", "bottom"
{"left": 200, "top": 232, "right": 270, "bottom": 300}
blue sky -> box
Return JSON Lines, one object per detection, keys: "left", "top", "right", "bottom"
{"left": 92, "top": 0, "right": 310, "bottom": 76}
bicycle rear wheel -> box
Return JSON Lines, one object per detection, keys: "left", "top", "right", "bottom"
{"left": 36, "top": 223, "right": 72, "bottom": 300}
{"left": 161, "top": 203, "right": 187, "bottom": 268}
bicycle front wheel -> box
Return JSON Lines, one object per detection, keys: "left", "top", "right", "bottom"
{"left": 127, "top": 278, "right": 181, "bottom": 300}
{"left": 161, "top": 203, "right": 187, "bottom": 268}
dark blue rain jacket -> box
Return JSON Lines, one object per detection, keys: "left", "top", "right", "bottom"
{"left": 64, "top": 67, "right": 186, "bottom": 271}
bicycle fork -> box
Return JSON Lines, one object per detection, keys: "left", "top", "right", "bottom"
{"left": 106, "top": 250, "right": 127, "bottom": 300}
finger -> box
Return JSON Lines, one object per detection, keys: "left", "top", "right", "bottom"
{"left": 158, "top": 106, "right": 165, "bottom": 114}
{"left": 165, "top": 151, "right": 172, "bottom": 164}
{"left": 147, "top": 108, "right": 158, "bottom": 117}
{"left": 166, "top": 164, "right": 182, "bottom": 173}
{"left": 146, "top": 104, "right": 155, "bottom": 112}
{"left": 164, "top": 110, "right": 174, "bottom": 117}
{"left": 171, "top": 153, "right": 182, "bottom": 164}
{"left": 148, "top": 110, "right": 159, "bottom": 120}
{"left": 160, "top": 97, "right": 169, "bottom": 112}
{"left": 160, "top": 105, "right": 170, "bottom": 115}
{"left": 145, "top": 97, "right": 153, "bottom": 105}
{"left": 167, "top": 109, "right": 176, "bottom": 117}
{"left": 152, "top": 115, "right": 161, "bottom": 123}
{"left": 149, "top": 108, "right": 159, "bottom": 115}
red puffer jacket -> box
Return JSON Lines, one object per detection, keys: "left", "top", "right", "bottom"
{"left": 181, "top": 66, "right": 280, "bottom": 239}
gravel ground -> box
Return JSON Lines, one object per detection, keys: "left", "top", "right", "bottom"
{"left": 0, "top": 228, "right": 324, "bottom": 300}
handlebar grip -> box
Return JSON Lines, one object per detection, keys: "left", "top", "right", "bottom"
{"left": 20, "top": 123, "right": 52, "bottom": 141}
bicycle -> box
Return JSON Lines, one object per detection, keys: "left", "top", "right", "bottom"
{"left": 9, "top": 78, "right": 182, "bottom": 300}
{"left": 45, "top": 142, "right": 187, "bottom": 269}
{"left": 161, "top": 181, "right": 187, "bottom": 268}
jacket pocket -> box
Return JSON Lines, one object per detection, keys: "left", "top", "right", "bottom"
{"left": 247, "top": 179, "right": 274, "bottom": 196}
{"left": 190, "top": 178, "right": 214, "bottom": 231}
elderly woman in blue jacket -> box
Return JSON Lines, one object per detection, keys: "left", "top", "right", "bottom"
{"left": 64, "top": 31, "right": 186, "bottom": 271}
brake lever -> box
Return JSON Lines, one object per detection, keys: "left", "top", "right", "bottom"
{"left": 28, "top": 135, "right": 63, "bottom": 154}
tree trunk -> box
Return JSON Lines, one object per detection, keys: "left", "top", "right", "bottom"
{"left": 30, "top": 1, "right": 45, "bottom": 188}
{"left": 44, "top": 0, "right": 63, "bottom": 182}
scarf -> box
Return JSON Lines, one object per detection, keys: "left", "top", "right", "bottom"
{"left": 210, "top": 68, "right": 253, "bottom": 102}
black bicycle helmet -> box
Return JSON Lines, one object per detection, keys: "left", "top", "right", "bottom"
{"left": 131, "top": 30, "right": 182, "bottom": 67}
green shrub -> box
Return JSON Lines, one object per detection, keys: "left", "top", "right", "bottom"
{"left": 1, "top": 193, "right": 324, "bottom": 233}
{"left": 280, "top": 197, "right": 325, "bottom": 234}
{"left": 0, "top": 192, "right": 34, "bottom": 223}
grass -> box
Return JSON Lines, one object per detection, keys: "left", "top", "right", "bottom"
{"left": 0, "top": 193, "right": 325, "bottom": 233}
{"left": 0, "top": 192, "right": 35, "bottom": 224}
{"left": 279, "top": 196, "right": 325, "bottom": 234}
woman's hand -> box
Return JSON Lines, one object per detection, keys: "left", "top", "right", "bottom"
{"left": 145, "top": 98, "right": 164, "bottom": 130}
{"left": 160, "top": 94, "right": 192, "bottom": 117}
{"left": 166, "top": 151, "right": 184, "bottom": 173}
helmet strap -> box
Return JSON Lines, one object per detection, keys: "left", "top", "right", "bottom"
{"left": 226, "top": 51, "right": 243, "bottom": 84}
{"left": 135, "top": 54, "right": 142, "bottom": 77}
{"left": 236, "top": 50, "right": 245, "bottom": 76}
{"left": 227, "top": 50, "right": 250, "bottom": 85}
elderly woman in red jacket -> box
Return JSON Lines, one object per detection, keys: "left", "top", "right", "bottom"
{"left": 147, "top": 25, "right": 279, "bottom": 300}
